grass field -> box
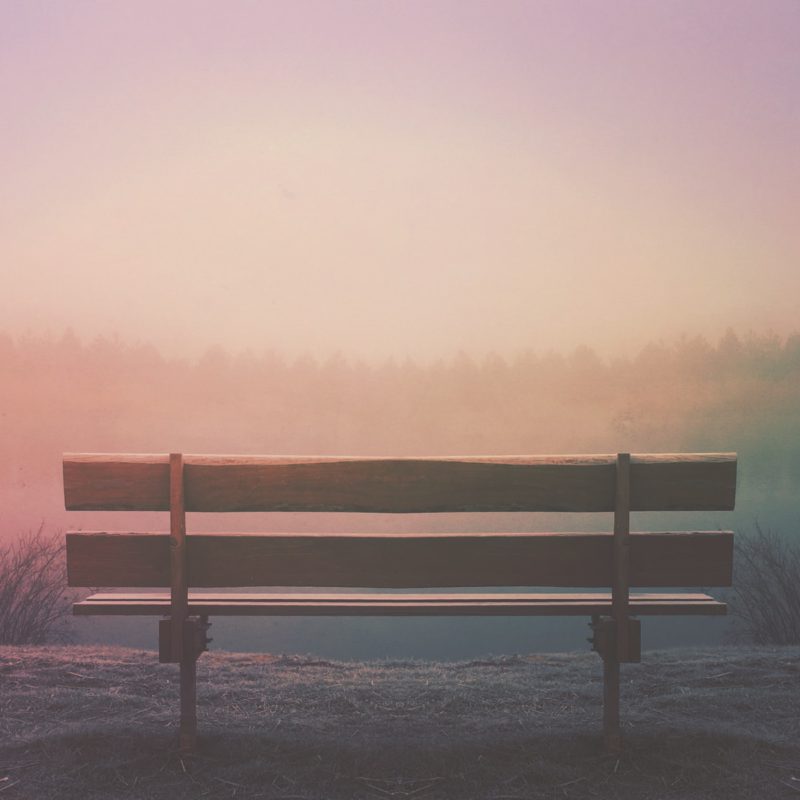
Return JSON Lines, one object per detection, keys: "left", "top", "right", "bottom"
{"left": 1, "top": 645, "right": 798, "bottom": 799}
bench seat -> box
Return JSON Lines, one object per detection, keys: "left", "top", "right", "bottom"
{"left": 74, "top": 591, "right": 727, "bottom": 616}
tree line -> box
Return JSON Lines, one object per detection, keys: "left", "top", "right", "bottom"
{"left": 1, "top": 328, "right": 799, "bottom": 469}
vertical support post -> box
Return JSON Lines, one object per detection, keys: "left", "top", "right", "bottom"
{"left": 603, "top": 451, "right": 630, "bottom": 754}
{"left": 613, "top": 452, "right": 631, "bottom": 662}
{"left": 169, "top": 453, "right": 187, "bottom": 662}
{"left": 169, "top": 453, "right": 197, "bottom": 752}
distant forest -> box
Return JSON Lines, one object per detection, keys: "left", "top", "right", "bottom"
{"left": 3, "top": 328, "right": 799, "bottom": 656}
{"left": 2, "top": 328, "right": 800, "bottom": 471}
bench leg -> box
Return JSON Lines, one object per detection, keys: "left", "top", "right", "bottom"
{"left": 591, "top": 615, "right": 627, "bottom": 754}
{"left": 179, "top": 625, "right": 198, "bottom": 754}
{"left": 179, "top": 652, "right": 197, "bottom": 752}
{"left": 602, "top": 653, "right": 622, "bottom": 755}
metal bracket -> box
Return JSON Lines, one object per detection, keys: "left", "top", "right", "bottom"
{"left": 588, "top": 616, "right": 641, "bottom": 663}
{"left": 159, "top": 616, "right": 212, "bottom": 663}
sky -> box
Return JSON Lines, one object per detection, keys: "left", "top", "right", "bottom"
{"left": 2, "top": 1, "right": 798, "bottom": 361}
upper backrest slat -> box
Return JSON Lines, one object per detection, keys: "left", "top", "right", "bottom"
{"left": 63, "top": 453, "right": 737, "bottom": 513}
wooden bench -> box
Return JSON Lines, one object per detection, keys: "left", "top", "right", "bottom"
{"left": 63, "top": 451, "right": 737, "bottom": 754}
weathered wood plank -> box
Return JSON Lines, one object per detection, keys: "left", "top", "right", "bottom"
{"left": 613, "top": 453, "right": 632, "bottom": 660}
{"left": 80, "top": 591, "right": 721, "bottom": 602}
{"left": 63, "top": 453, "right": 737, "bottom": 513}
{"left": 66, "top": 531, "right": 734, "bottom": 588}
{"left": 73, "top": 590, "right": 727, "bottom": 616}
{"left": 169, "top": 453, "right": 187, "bottom": 662}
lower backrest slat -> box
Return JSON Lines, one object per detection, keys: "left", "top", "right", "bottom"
{"left": 66, "top": 531, "right": 734, "bottom": 589}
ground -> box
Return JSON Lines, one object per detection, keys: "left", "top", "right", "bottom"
{"left": 1, "top": 645, "right": 798, "bottom": 799}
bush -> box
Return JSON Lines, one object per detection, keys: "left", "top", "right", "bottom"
{"left": 728, "top": 524, "right": 800, "bottom": 645}
{"left": 0, "top": 526, "right": 76, "bottom": 644}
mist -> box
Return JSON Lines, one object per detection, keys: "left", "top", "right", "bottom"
{"left": 4, "top": 2, "right": 799, "bottom": 657}
{"left": 2, "top": 328, "right": 798, "bottom": 658}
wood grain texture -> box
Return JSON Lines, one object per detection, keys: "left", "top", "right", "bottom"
{"left": 613, "top": 453, "right": 631, "bottom": 660}
{"left": 63, "top": 453, "right": 737, "bottom": 513}
{"left": 169, "top": 453, "right": 187, "bottom": 662}
{"left": 66, "top": 530, "right": 734, "bottom": 588}
{"left": 72, "top": 591, "right": 727, "bottom": 616}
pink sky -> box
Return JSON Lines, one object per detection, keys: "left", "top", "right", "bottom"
{"left": 2, "top": 1, "right": 798, "bottom": 360}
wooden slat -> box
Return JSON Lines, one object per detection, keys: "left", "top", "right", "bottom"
{"left": 66, "top": 531, "right": 734, "bottom": 588}
{"left": 81, "top": 591, "right": 721, "bottom": 602}
{"left": 63, "top": 453, "right": 737, "bottom": 513}
{"left": 613, "top": 453, "right": 631, "bottom": 659}
{"left": 73, "top": 591, "right": 727, "bottom": 617}
{"left": 169, "top": 453, "right": 187, "bottom": 662}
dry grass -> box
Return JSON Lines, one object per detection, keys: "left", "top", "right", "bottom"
{"left": 1, "top": 645, "right": 799, "bottom": 799}
{"left": 728, "top": 525, "right": 800, "bottom": 645}
{"left": 0, "top": 528, "right": 76, "bottom": 645}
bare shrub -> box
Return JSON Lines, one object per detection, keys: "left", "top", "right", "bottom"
{"left": 727, "top": 524, "right": 800, "bottom": 645}
{"left": 0, "top": 526, "right": 76, "bottom": 644}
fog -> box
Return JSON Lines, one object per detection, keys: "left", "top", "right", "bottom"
{"left": 4, "top": 2, "right": 799, "bottom": 656}
{"left": 2, "top": 329, "right": 798, "bottom": 658}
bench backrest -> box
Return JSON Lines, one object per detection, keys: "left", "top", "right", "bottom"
{"left": 64, "top": 452, "right": 736, "bottom": 589}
